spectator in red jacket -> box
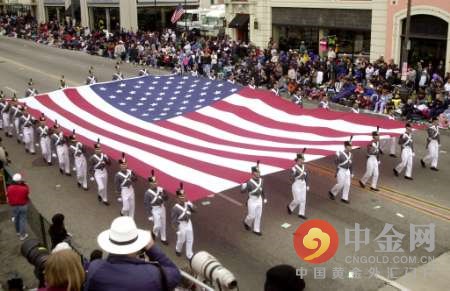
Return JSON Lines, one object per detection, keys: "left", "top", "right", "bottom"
{"left": 7, "top": 173, "right": 30, "bottom": 240}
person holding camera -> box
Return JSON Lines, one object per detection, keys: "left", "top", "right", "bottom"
{"left": 48, "top": 213, "right": 71, "bottom": 250}
{"left": 84, "top": 216, "right": 181, "bottom": 291}
{"left": 171, "top": 183, "right": 196, "bottom": 260}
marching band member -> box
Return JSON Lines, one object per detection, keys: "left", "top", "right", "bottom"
{"left": 69, "top": 130, "right": 88, "bottom": 190}
{"left": 25, "top": 79, "right": 38, "bottom": 97}
{"left": 171, "top": 183, "right": 195, "bottom": 259}
{"left": 329, "top": 137, "right": 353, "bottom": 203}
{"left": 86, "top": 67, "right": 97, "bottom": 85}
{"left": 19, "top": 106, "right": 36, "bottom": 154}
{"left": 394, "top": 123, "right": 414, "bottom": 180}
{"left": 89, "top": 139, "right": 110, "bottom": 205}
{"left": 114, "top": 153, "right": 137, "bottom": 218}
{"left": 241, "top": 161, "right": 266, "bottom": 235}
{"left": 36, "top": 114, "right": 52, "bottom": 165}
{"left": 287, "top": 150, "right": 309, "bottom": 219}
{"left": 144, "top": 170, "right": 168, "bottom": 245}
{"left": 51, "top": 121, "right": 71, "bottom": 175}
{"left": 421, "top": 117, "right": 440, "bottom": 171}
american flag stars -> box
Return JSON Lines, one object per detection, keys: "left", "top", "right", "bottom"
{"left": 91, "top": 74, "right": 240, "bottom": 122}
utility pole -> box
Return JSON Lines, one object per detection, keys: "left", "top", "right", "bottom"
{"left": 401, "top": 0, "right": 412, "bottom": 81}
{"left": 184, "top": 0, "right": 187, "bottom": 32}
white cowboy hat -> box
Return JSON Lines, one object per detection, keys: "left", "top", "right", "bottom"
{"left": 12, "top": 173, "right": 22, "bottom": 182}
{"left": 97, "top": 217, "right": 151, "bottom": 255}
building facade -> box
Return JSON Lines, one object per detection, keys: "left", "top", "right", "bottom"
{"left": 225, "top": 0, "right": 450, "bottom": 73}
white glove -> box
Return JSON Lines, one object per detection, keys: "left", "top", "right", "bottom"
{"left": 89, "top": 177, "right": 95, "bottom": 182}
{"left": 306, "top": 186, "right": 310, "bottom": 191}
{"left": 412, "top": 152, "right": 415, "bottom": 157}
{"left": 378, "top": 161, "right": 381, "bottom": 165}
{"left": 263, "top": 199, "right": 268, "bottom": 204}
{"left": 351, "top": 174, "right": 354, "bottom": 178}
{"left": 148, "top": 216, "right": 153, "bottom": 221}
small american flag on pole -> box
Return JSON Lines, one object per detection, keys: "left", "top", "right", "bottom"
{"left": 171, "top": 4, "right": 185, "bottom": 24}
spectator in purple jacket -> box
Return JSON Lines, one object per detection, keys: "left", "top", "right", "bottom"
{"left": 84, "top": 216, "right": 181, "bottom": 291}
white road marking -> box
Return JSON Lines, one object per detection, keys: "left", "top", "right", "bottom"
{"left": 373, "top": 205, "right": 381, "bottom": 209}
{"left": 5, "top": 86, "right": 17, "bottom": 93}
{"left": 216, "top": 192, "right": 243, "bottom": 207}
{"left": 396, "top": 212, "right": 405, "bottom": 218}
{"left": 374, "top": 274, "right": 411, "bottom": 291}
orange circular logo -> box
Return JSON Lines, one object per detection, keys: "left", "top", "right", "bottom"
{"left": 293, "top": 219, "right": 339, "bottom": 264}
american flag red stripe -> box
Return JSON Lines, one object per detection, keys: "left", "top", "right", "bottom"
{"left": 24, "top": 76, "right": 406, "bottom": 201}
{"left": 171, "top": 5, "right": 185, "bottom": 24}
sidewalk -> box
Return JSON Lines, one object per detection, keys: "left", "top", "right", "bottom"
{"left": 0, "top": 204, "right": 38, "bottom": 290}
{"left": 378, "top": 251, "right": 450, "bottom": 291}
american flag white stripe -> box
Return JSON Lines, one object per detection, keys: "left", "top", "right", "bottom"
{"left": 23, "top": 76, "right": 406, "bottom": 200}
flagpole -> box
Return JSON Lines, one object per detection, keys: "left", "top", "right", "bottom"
{"left": 184, "top": 0, "right": 187, "bottom": 32}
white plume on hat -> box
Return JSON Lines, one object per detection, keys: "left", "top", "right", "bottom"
{"left": 12, "top": 173, "right": 22, "bottom": 182}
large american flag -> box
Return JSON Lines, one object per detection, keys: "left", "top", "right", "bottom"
{"left": 24, "top": 75, "right": 405, "bottom": 200}
{"left": 171, "top": 4, "right": 185, "bottom": 24}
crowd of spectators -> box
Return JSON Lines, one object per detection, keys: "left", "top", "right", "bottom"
{"left": 2, "top": 13, "right": 450, "bottom": 126}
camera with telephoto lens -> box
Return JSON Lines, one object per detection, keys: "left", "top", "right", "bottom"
{"left": 190, "top": 251, "right": 238, "bottom": 290}
{"left": 21, "top": 239, "right": 50, "bottom": 288}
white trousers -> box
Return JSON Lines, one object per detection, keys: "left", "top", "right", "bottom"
{"left": 14, "top": 118, "right": 22, "bottom": 141}
{"left": 423, "top": 140, "right": 439, "bottom": 168}
{"left": 121, "top": 186, "right": 135, "bottom": 218}
{"left": 289, "top": 179, "right": 306, "bottom": 216}
{"left": 152, "top": 205, "right": 167, "bottom": 241}
{"left": 361, "top": 156, "right": 379, "bottom": 188}
{"left": 176, "top": 220, "right": 194, "bottom": 259}
{"left": 2, "top": 113, "right": 11, "bottom": 134}
{"left": 245, "top": 195, "right": 263, "bottom": 233}
{"left": 395, "top": 147, "right": 413, "bottom": 178}
{"left": 40, "top": 136, "right": 52, "bottom": 163}
{"left": 74, "top": 155, "right": 87, "bottom": 188}
{"left": 23, "top": 126, "right": 35, "bottom": 153}
{"left": 56, "top": 145, "right": 70, "bottom": 174}
{"left": 94, "top": 169, "right": 108, "bottom": 202}
{"left": 390, "top": 137, "right": 397, "bottom": 155}
{"left": 331, "top": 168, "right": 351, "bottom": 201}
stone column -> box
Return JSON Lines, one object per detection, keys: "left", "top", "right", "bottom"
{"left": 119, "top": 0, "right": 138, "bottom": 32}
{"left": 79, "top": 0, "right": 89, "bottom": 28}
{"left": 36, "top": 0, "right": 46, "bottom": 24}
{"left": 106, "top": 8, "right": 111, "bottom": 32}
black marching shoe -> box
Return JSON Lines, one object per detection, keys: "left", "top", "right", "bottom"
{"left": 47, "top": 161, "right": 52, "bottom": 166}
{"left": 430, "top": 167, "right": 439, "bottom": 171}
{"left": 83, "top": 187, "right": 88, "bottom": 191}
{"left": 393, "top": 168, "right": 399, "bottom": 177}
{"left": 59, "top": 168, "right": 64, "bottom": 175}
{"left": 404, "top": 176, "right": 413, "bottom": 180}
{"left": 340, "top": 199, "right": 350, "bottom": 204}
{"left": 102, "top": 201, "right": 110, "bottom": 206}
{"left": 287, "top": 205, "right": 292, "bottom": 215}
{"left": 359, "top": 180, "right": 365, "bottom": 188}
{"left": 243, "top": 221, "right": 250, "bottom": 231}
{"left": 389, "top": 154, "right": 397, "bottom": 158}
{"left": 65, "top": 173, "right": 71, "bottom": 176}
{"left": 253, "top": 231, "right": 262, "bottom": 236}
{"left": 97, "top": 195, "right": 102, "bottom": 202}
{"left": 77, "top": 182, "right": 81, "bottom": 188}
{"left": 161, "top": 240, "right": 169, "bottom": 246}
{"left": 420, "top": 159, "right": 426, "bottom": 168}
{"left": 175, "top": 251, "right": 181, "bottom": 257}
{"left": 370, "top": 187, "right": 380, "bottom": 192}
{"left": 328, "top": 191, "right": 335, "bottom": 200}
{"left": 298, "top": 215, "right": 307, "bottom": 220}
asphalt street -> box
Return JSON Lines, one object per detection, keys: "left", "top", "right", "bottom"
{"left": 1, "top": 36, "right": 450, "bottom": 291}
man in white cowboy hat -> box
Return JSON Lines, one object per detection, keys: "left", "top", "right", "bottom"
{"left": 114, "top": 153, "right": 137, "bottom": 218}
{"left": 89, "top": 139, "right": 110, "bottom": 205}
{"left": 85, "top": 216, "right": 181, "bottom": 290}
{"left": 171, "top": 183, "right": 196, "bottom": 260}
{"left": 144, "top": 170, "right": 168, "bottom": 245}
{"left": 329, "top": 139, "right": 353, "bottom": 203}
{"left": 241, "top": 162, "right": 266, "bottom": 236}
{"left": 6, "top": 173, "right": 30, "bottom": 241}
{"left": 287, "top": 152, "right": 309, "bottom": 219}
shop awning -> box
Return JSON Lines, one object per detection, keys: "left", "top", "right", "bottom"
{"left": 228, "top": 14, "right": 249, "bottom": 29}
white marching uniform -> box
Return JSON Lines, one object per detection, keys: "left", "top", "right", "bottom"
{"left": 37, "top": 125, "right": 52, "bottom": 163}
{"left": 422, "top": 125, "right": 440, "bottom": 168}
{"left": 51, "top": 132, "right": 71, "bottom": 174}
{"left": 241, "top": 177, "right": 264, "bottom": 233}
{"left": 330, "top": 151, "right": 352, "bottom": 201}
{"left": 114, "top": 169, "right": 136, "bottom": 218}
{"left": 289, "top": 164, "right": 308, "bottom": 216}
{"left": 144, "top": 186, "right": 168, "bottom": 242}
{"left": 360, "top": 140, "right": 381, "bottom": 188}
{"left": 70, "top": 142, "right": 87, "bottom": 189}
{"left": 1, "top": 101, "right": 12, "bottom": 136}
{"left": 19, "top": 114, "right": 36, "bottom": 154}
{"left": 90, "top": 153, "right": 109, "bottom": 202}
{"left": 395, "top": 132, "right": 414, "bottom": 178}
{"left": 389, "top": 136, "right": 397, "bottom": 156}
{"left": 171, "top": 202, "right": 195, "bottom": 259}
{"left": 11, "top": 106, "right": 22, "bottom": 142}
